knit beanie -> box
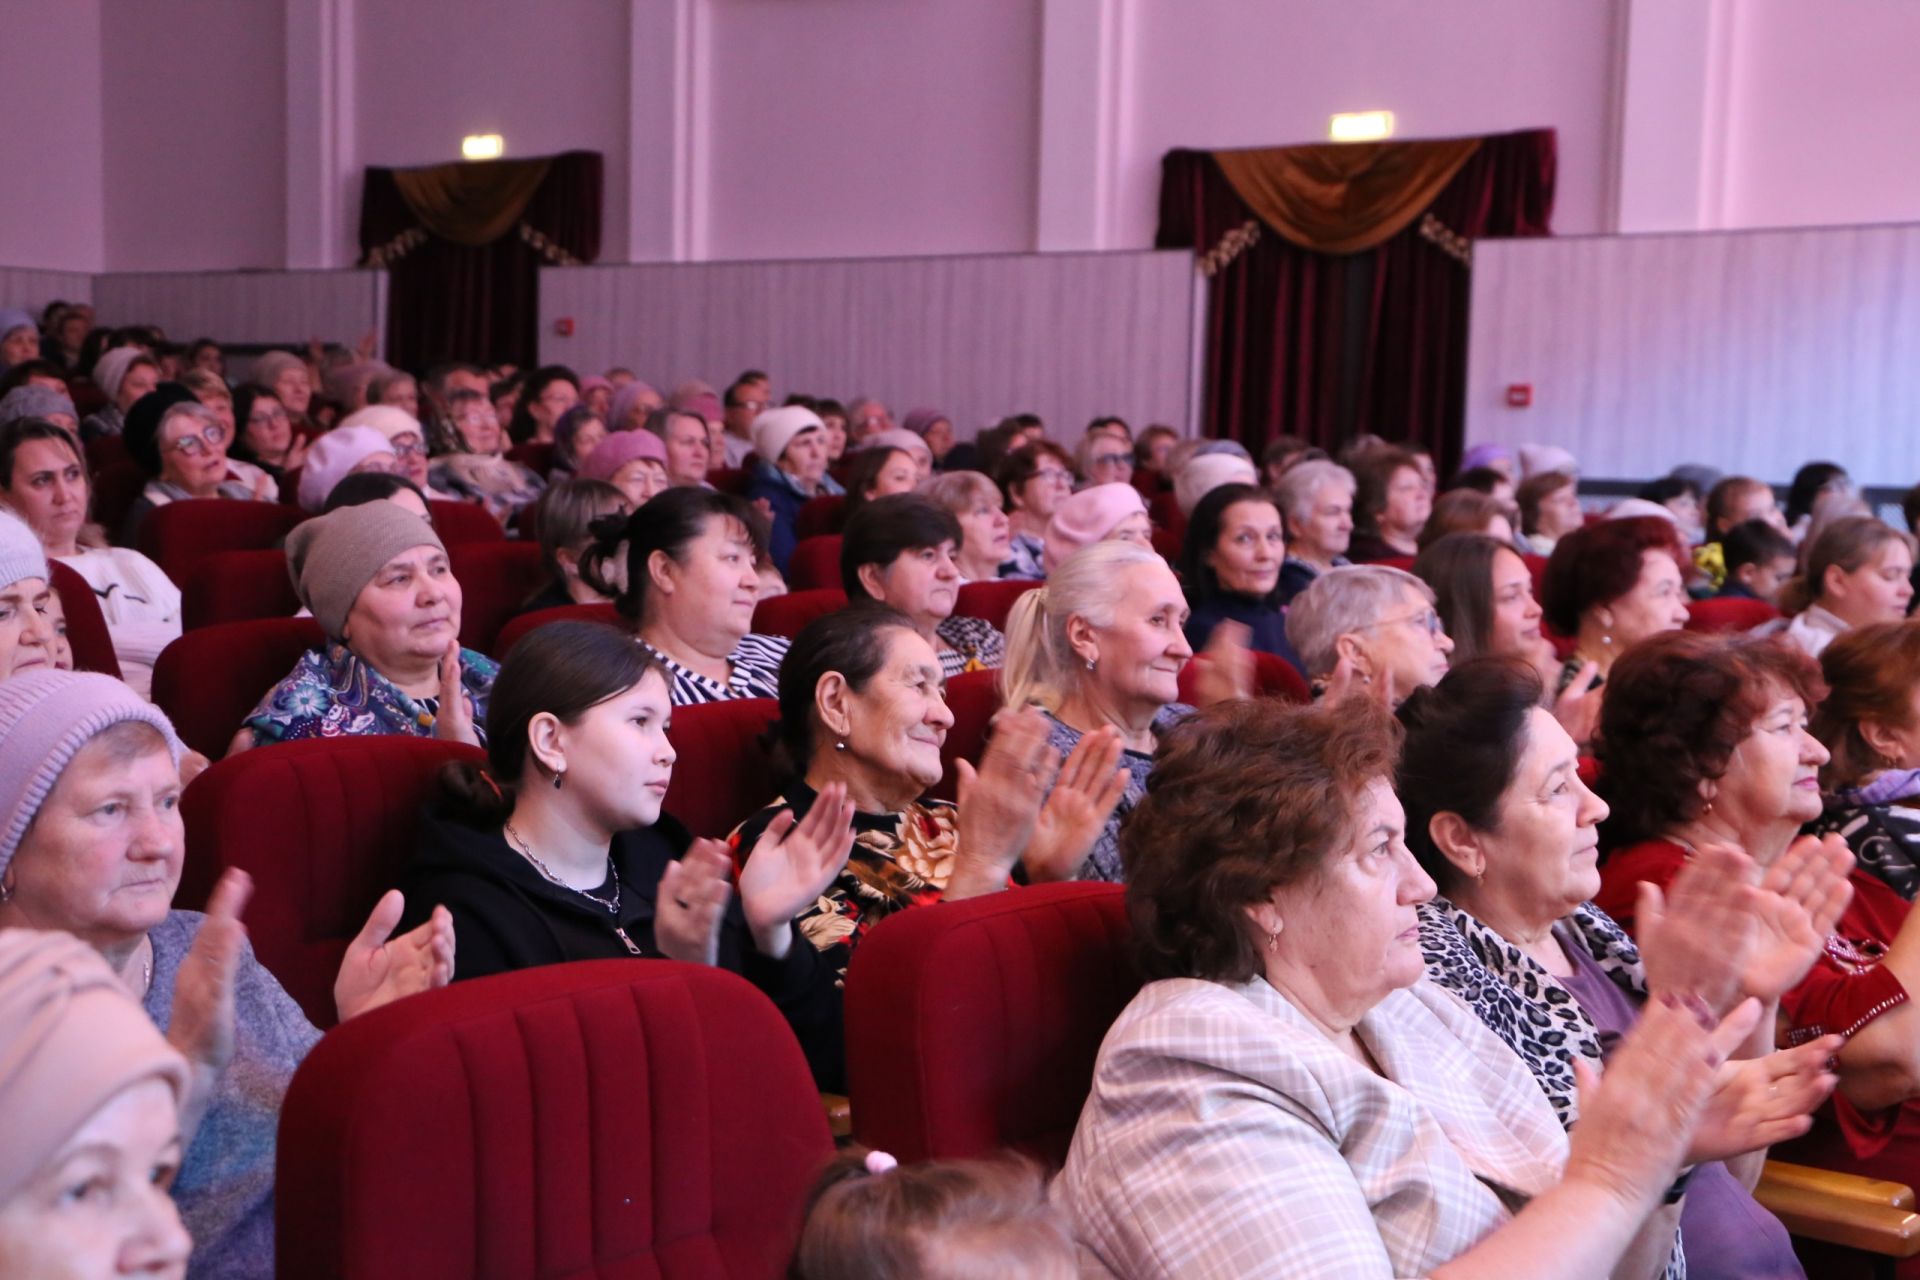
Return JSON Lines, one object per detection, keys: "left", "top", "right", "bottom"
{"left": 1174, "top": 453, "right": 1258, "bottom": 517}
{"left": 1459, "top": 443, "right": 1514, "bottom": 475}
{"left": 865, "top": 429, "right": 933, "bottom": 470}
{"left": 751, "top": 407, "right": 825, "bottom": 466}
{"left": 901, "top": 408, "right": 949, "bottom": 439}
{"left": 0, "top": 929, "right": 189, "bottom": 1206}
{"left": 0, "top": 670, "right": 183, "bottom": 881}
{"left": 297, "top": 425, "right": 397, "bottom": 512}
{"left": 608, "top": 379, "right": 659, "bottom": 430}
{"left": 1044, "top": 483, "right": 1149, "bottom": 573}
{"left": 337, "top": 405, "right": 424, "bottom": 444}
{"left": 579, "top": 429, "right": 667, "bottom": 484}
{"left": 1518, "top": 443, "right": 1577, "bottom": 480}
{"left": 0, "top": 309, "right": 34, "bottom": 341}
{"left": 0, "top": 508, "right": 48, "bottom": 593}
{"left": 90, "top": 347, "right": 147, "bottom": 405}
{"left": 0, "top": 385, "right": 77, "bottom": 427}
{"left": 285, "top": 500, "right": 447, "bottom": 639}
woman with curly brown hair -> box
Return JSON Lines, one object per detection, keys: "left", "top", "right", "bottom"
{"left": 1808, "top": 619, "right": 1920, "bottom": 899}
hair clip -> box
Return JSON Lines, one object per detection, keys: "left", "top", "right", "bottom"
{"left": 480, "top": 771, "right": 504, "bottom": 801}
{"left": 864, "top": 1150, "right": 898, "bottom": 1175}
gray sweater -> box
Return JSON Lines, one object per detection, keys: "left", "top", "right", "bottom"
{"left": 144, "top": 911, "right": 322, "bottom": 1280}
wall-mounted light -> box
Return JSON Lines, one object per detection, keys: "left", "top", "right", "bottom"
{"left": 1328, "top": 111, "right": 1394, "bottom": 143}
{"left": 461, "top": 134, "right": 505, "bottom": 160}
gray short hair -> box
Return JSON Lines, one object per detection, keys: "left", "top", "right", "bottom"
{"left": 1275, "top": 459, "right": 1355, "bottom": 525}
{"left": 920, "top": 469, "right": 998, "bottom": 515}
{"left": 1285, "top": 564, "right": 1434, "bottom": 678}
{"left": 159, "top": 400, "right": 221, "bottom": 441}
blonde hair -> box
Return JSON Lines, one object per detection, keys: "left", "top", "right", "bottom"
{"left": 1000, "top": 539, "right": 1168, "bottom": 712}
{"left": 1779, "top": 515, "right": 1914, "bottom": 617}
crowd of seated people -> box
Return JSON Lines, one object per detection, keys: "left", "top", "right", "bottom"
{"left": 12, "top": 301, "right": 1920, "bottom": 1276}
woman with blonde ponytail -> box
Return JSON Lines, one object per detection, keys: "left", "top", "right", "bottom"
{"left": 1774, "top": 515, "right": 1914, "bottom": 658}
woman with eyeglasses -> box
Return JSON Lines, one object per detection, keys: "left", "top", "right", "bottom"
{"left": 997, "top": 440, "right": 1076, "bottom": 580}
{"left": 338, "top": 404, "right": 451, "bottom": 500}
{"left": 229, "top": 384, "right": 308, "bottom": 480}
{"left": 118, "top": 385, "right": 276, "bottom": 545}
{"left": 1284, "top": 563, "right": 1454, "bottom": 706}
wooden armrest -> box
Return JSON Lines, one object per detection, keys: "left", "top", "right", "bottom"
{"left": 819, "top": 1092, "right": 852, "bottom": 1139}
{"left": 1761, "top": 1161, "right": 1915, "bottom": 1210}
{"left": 1756, "top": 1176, "right": 1920, "bottom": 1258}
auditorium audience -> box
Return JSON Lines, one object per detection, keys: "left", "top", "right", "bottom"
{"left": 1541, "top": 515, "right": 1689, "bottom": 696}
{"left": 0, "top": 384, "right": 78, "bottom": 435}
{"left": 1773, "top": 514, "right": 1914, "bottom": 658}
{"left": 1717, "top": 518, "right": 1799, "bottom": 605}
{"left": 610, "top": 378, "right": 664, "bottom": 432}
{"left": 1076, "top": 431, "right": 1135, "bottom": 489}
{"left": 1785, "top": 461, "right": 1855, "bottom": 542}
{"left": 0, "top": 510, "right": 55, "bottom": 681}
{"left": 506, "top": 365, "right": 580, "bottom": 446}
{"left": 843, "top": 494, "right": 1005, "bottom": 678}
{"left": 640, "top": 406, "right": 713, "bottom": 488}
{"left": 1810, "top": 620, "right": 1920, "bottom": 898}
{"left": 867, "top": 428, "right": 935, "bottom": 484}
{"left": 0, "top": 419, "right": 180, "bottom": 696}
{"left": 121, "top": 388, "right": 274, "bottom": 542}
{"left": 1042, "top": 482, "right": 1151, "bottom": 574}
{"left": 1060, "top": 694, "right": 1784, "bottom": 1279}
{"left": 367, "top": 368, "right": 419, "bottom": 418}
{"left": 549, "top": 405, "right": 607, "bottom": 480}
{"left": 246, "top": 351, "right": 317, "bottom": 437}
{"left": 79, "top": 347, "right": 160, "bottom": 441}
{"left": 902, "top": 408, "right": 958, "bottom": 470}
{"left": 999, "top": 440, "right": 1076, "bottom": 579}
{"left": 339, "top": 403, "right": 444, "bottom": 500}
{"left": 1178, "top": 482, "right": 1302, "bottom": 673}
{"left": 425, "top": 388, "right": 545, "bottom": 524}
{"left": 1418, "top": 488, "right": 1517, "bottom": 553}
{"left": 1347, "top": 447, "right": 1431, "bottom": 562}
{"left": 236, "top": 502, "right": 497, "bottom": 751}
{"left": 1171, "top": 446, "right": 1257, "bottom": 519}
{"left": 0, "top": 670, "right": 453, "bottom": 1276}
{"left": 293, "top": 424, "right": 396, "bottom": 513}
{"left": 229, "top": 385, "right": 307, "bottom": 480}
{"left": 0, "top": 309, "right": 40, "bottom": 369}
{"left": 1696, "top": 475, "right": 1787, "bottom": 590}
{"left": 844, "top": 445, "right": 919, "bottom": 522}
{"left": 846, "top": 396, "right": 894, "bottom": 446}
{"left": 1518, "top": 469, "right": 1583, "bottom": 556}
{"left": 1286, "top": 564, "right": 1452, "bottom": 704}
{"left": 320, "top": 471, "right": 431, "bottom": 523}
{"left": 921, "top": 471, "right": 1012, "bottom": 582}
{"left": 1275, "top": 458, "right": 1355, "bottom": 603}
{"left": 578, "top": 427, "right": 670, "bottom": 508}
{"left": 1640, "top": 475, "right": 1705, "bottom": 544}
{"left": 521, "top": 479, "right": 630, "bottom": 614}
{"left": 748, "top": 406, "right": 844, "bottom": 574}
{"left": 720, "top": 372, "right": 772, "bottom": 467}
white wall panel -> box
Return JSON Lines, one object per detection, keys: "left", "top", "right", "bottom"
{"left": 1467, "top": 225, "right": 1920, "bottom": 485}
{"left": 91, "top": 270, "right": 387, "bottom": 355}
{"left": 0, "top": 268, "right": 94, "bottom": 317}
{"left": 540, "top": 251, "right": 1201, "bottom": 438}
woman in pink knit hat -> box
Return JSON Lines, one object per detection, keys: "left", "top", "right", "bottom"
{"left": 1041, "top": 482, "right": 1152, "bottom": 574}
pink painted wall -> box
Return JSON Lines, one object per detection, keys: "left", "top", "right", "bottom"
{"left": 1116, "top": 0, "right": 1623, "bottom": 245}
{"left": 1721, "top": 1, "right": 1920, "bottom": 229}
{"left": 353, "top": 0, "right": 633, "bottom": 262}
{"left": 701, "top": 0, "right": 1042, "bottom": 260}
{"left": 0, "top": 2, "right": 104, "bottom": 271}
{"left": 99, "top": 0, "right": 286, "bottom": 270}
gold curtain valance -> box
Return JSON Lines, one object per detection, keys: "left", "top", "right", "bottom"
{"left": 388, "top": 156, "right": 555, "bottom": 247}
{"left": 1213, "top": 137, "right": 1482, "bottom": 255}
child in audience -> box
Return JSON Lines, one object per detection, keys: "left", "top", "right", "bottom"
{"left": 1718, "top": 518, "right": 1798, "bottom": 605}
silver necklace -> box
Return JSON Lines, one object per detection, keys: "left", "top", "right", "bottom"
{"left": 503, "top": 822, "right": 642, "bottom": 955}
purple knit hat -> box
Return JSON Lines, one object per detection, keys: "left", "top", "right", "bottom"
{"left": 1043, "top": 483, "right": 1149, "bottom": 573}
{"left": 579, "top": 429, "right": 667, "bottom": 483}
{"left": 0, "top": 670, "right": 184, "bottom": 880}
{"left": 901, "top": 408, "right": 949, "bottom": 438}
{"left": 608, "top": 379, "right": 659, "bottom": 430}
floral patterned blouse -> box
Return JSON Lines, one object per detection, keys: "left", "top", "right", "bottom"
{"left": 730, "top": 782, "right": 976, "bottom": 982}
{"left": 242, "top": 641, "right": 498, "bottom": 747}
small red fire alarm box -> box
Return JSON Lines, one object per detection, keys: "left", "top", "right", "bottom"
{"left": 554, "top": 317, "right": 575, "bottom": 337}
{"left": 1505, "top": 383, "right": 1532, "bottom": 408}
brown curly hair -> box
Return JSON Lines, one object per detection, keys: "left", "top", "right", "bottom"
{"left": 1123, "top": 697, "right": 1401, "bottom": 982}
{"left": 1540, "top": 515, "right": 1687, "bottom": 637}
{"left": 1813, "top": 619, "right": 1920, "bottom": 790}
{"left": 1596, "top": 631, "right": 1825, "bottom": 846}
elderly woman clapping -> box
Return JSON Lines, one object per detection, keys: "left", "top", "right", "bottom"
{"left": 1060, "top": 695, "right": 1809, "bottom": 1280}
{"left": 1401, "top": 658, "right": 1846, "bottom": 1280}
{"left": 0, "top": 671, "right": 452, "bottom": 1274}
{"left": 236, "top": 502, "right": 497, "bottom": 752}
{"left": 1286, "top": 563, "right": 1453, "bottom": 706}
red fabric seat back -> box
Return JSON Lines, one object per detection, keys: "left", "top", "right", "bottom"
{"left": 85, "top": 435, "right": 148, "bottom": 544}
{"left": 447, "top": 540, "right": 547, "bottom": 652}
{"left": 1175, "top": 651, "right": 1310, "bottom": 705}
{"left": 709, "top": 466, "right": 751, "bottom": 496}
{"left": 1685, "top": 595, "right": 1780, "bottom": 634}
{"left": 426, "top": 500, "right": 506, "bottom": 544}
{"left": 1150, "top": 523, "right": 1182, "bottom": 561}
{"left": 181, "top": 549, "right": 300, "bottom": 630}
{"left": 846, "top": 882, "right": 1137, "bottom": 1166}
{"left": 1522, "top": 552, "right": 1549, "bottom": 600}
{"left": 795, "top": 494, "right": 847, "bottom": 539}
{"left": 504, "top": 440, "right": 555, "bottom": 477}
{"left": 953, "top": 579, "right": 1042, "bottom": 631}
{"left": 930, "top": 669, "right": 1000, "bottom": 804}
{"left": 48, "top": 559, "right": 122, "bottom": 678}
{"left": 492, "top": 602, "right": 624, "bottom": 659}
{"left": 136, "top": 499, "right": 306, "bottom": 583}
{"left": 177, "top": 735, "right": 481, "bottom": 1027}
{"left": 787, "top": 535, "right": 843, "bottom": 591}
{"left": 663, "top": 698, "right": 782, "bottom": 840}
{"left": 276, "top": 960, "right": 832, "bottom": 1280}
{"left": 1371, "top": 554, "right": 1417, "bottom": 572}
{"left": 152, "top": 617, "right": 326, "bottom": 759}
{"left": 751, "top": 588, "right": 846, "bottom": 639}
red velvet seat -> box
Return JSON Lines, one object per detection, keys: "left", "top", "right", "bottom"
{"left": 277, "top": 960, "right": 832, "bottom": 1280}
{"left": 492, "top": 602, "right": 624, "bottom": 659}
{"left": 1371, "top": 554, "right": 1418, "bottom": 572}
{"left": 1522, "top": 552, "right": 1549, "bottom": 600}
{"left": 504, "top": 440, "right": 555, "bottom": 477}
{"left": 930, "top": 669, "right": 1000, "bottom": 804}
{"left": 751, "top": 588, "right": 847, "bottom": 639}
{"left": 177, "top": 735, "right": 481, "bottom": 1027}
{"left": 953, "top": 579, "right": 1042, "bottom": 631}
{"left": 181, "top": 549, "right": 300, "bottom": 630}
{"left": 426, "top": 499, "right": 506, "bottom": 544}
{"left": 709, "top": 466, "right": 751, "bottom": 496}
{"left": 663, "top": 697, "right": 783, "bottom": 840}
{"left": 48, "top": 559, "right": 122, "bottom": 678}
{"left": 845, "top": 882, "right": 1136, "bottom": 1165}
{"left": 447, "top": 540, "right": 547, "bottom": 652}
{"left": 1685, "top": 595, "right": 1780, "bottom": 634}
{"left": 1150, "top": 524, "right": 1182, "bottom": 561}
{"left": 786, "top": 535, "right": 843, "bottom": 591}
{"left": 1175, "top": 650, "right": 1310, "bottom": 705}
{"left": 136, "top": 499, "right": 306, "bottom": 584}
{"left": 795, "top": 494, "right": 847, "bottom": 539}
{"left": 85, "top": 435, "right": 148, "bottom": 546}
{"left": 152, "top": 617, "right": 326, "bottom": 759}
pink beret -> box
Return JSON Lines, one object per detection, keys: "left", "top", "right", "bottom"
{"left": 1044, "top": 483, "right": 1149, "bottom": 573}
{"left": 579, "top": 429, "right": 667, "bottom": 483}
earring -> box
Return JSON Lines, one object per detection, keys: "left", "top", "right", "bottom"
{"left": 552, "top": 768, "right": 565, "bottom": 790}
{"left": 835, "top": 740, "right": 848, "bottom": 752}
{"left": 1085, "top": 657, "right": 1097, "bottom": 671}
{"left": 1265, "top": 922, "right": 1283, "bottom": 952}
{"left": 0, "top": 878, "right": 12, "bottom": 905}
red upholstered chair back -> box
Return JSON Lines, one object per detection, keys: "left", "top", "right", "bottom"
{"left": 787, "top": 535, "right": 843, "bottom": 591}
{"left": 795, "top": 493, "right": 847, "bottom": 539}
{"left": 1685, "top": 595, "right": 1781, "bottom": 634}
{"left": 447, "top": 540, "right": 548, "bottom": 652}
{"left": 845, "top": 883, "right": 1137, "bottom": 1166}
{"left": 663, "top": 697, "right": 783, "bottom": 840}
{"left": 152, "top": 617, "right": 326, "bottom": 759}
{"left": 426, "top": 500, "right": 506, "bottom": 544}
{"left": 504, "top": 440, "right": 555, "bottom": 477}
{"left": 930, "top": 669, "right": 1000, "bottom": 804}
{"left": 751, "top": 588, "right": 846, "bottom": 639}
{"left": 953, "top": 579, "right": 1042, "bottom": 631}
{"left": 181, "top": 549, "right": 300, "bottom": 630}
{"left": 178, "top": 735, "right": 483, "bottom": 1027}
{"left": 1522, "top": 552, "right": 1549, "bottom": 600}
{"left": 136, "top": 499, "right": 306, "bottom": 583}
{"left": 709, "top": 466, "right": 751, "bottom": 496}
{"left": 1371, "top": 554, "right": 1417, "bottom": 572}
{"left": 1149, "top": 523, "right": 1182, "bottom": 561}
{"left": 48, "top": 559, "right": 122, "bottom": 678}
{"left": 85, "top": 435, "right": 149, "bottom": 543}
{"left": 492, "top": 602, "right": 624, "bottom": 659}
{"left": 1174, "top": 651, "right": 1310, "bottom": 705}
{"left": 276, "top": 961, "right": 832, "bottom": 1280}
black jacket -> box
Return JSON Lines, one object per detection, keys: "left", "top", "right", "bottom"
{"left": 400, "top": 804, "right": 847, "bottom": 1088}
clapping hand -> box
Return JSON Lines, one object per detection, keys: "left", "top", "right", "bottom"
{"left": 168, "top": 868, "right": 250, "bottom": 1137}
{"left": 1189, "top": 621, "right": 1254, "bottom": 707}
{"left": 736, "top": 784, "right": 856, "bottom": 959}
{"left": 1742, "top": 834, "right": 1854, "bottom": 1003}
{"left": 1637, "top": 842, "right": 1761, "bottom": 1017}
{"left": 432, "top": 641, "right": 480, "bottom": 745}
{"left": 1686, "top": 1035, "right": 1841, "bottom": 1163}
{"left": 950, "top": 707, "right": 1063, "bottom": 899}
{"left": 1550, "top": 661, "right": 1602, "bottom": 746}
{"left": 1021, "top": 726, "right": 1129, "bottom": 882}
{"left": 654, "top": 840, "right": 734, "bottom": 967}
{"left": 333, "top": 890, "right": 455, "bottom": 1021}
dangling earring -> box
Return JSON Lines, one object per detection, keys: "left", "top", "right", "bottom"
{"left": 835, "top": 740, "right": 848, "bottom": 752}
{"left": 0, "top": 877, "right": 13, "bottom": 905}
{"left": 552, "top": 768, "right": 565, "bottom": 790}
{"left": 1085, "top": 657, "right": 1097, "bottom": 672}
{"left": 1265, "top": 922, "right": 1283, "bottom": 952}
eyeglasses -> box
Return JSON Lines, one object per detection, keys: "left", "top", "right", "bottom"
{"left": 1361, "top": 608, "right": 1445, "bottom": 638}
{"left": 247, "top": 406, "right": 289, "bottom": 426}
{"left": 1034, "top": 467, "right": 1073, "bottom": 484}
{"left": 164, "top": 423, "right": 230, "bottom": 457}
{"left": 1091, "top": 453, "right": 1133, "bottom": 469}
{"left": 390, "top": 435, "right": 426, "bottom": 459}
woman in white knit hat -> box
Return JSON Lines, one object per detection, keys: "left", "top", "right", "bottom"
{"left": 79, "top": 346, "right": 161, "bottom": 443}
{"left": 0, "top": 507, "right": 57, "bottom": 681}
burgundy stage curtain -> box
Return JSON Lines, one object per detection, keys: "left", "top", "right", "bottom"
{"left": 360, "top": 151, "right": 601, "bottom": 372}
{"left": 1157, "top": 130, "right": 1554, "bottom": 471}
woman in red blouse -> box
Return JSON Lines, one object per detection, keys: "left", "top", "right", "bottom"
{"left": 1594, "top": 629, "right": 1920, "bottom": 1205}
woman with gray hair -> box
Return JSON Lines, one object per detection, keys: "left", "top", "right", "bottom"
{"left": 1285, "top": 563, "right": 1453, "bottom": 705}
{"left": 118, "top": 386, "right": 275, "bottom": 544}
{"left": 1275, "top": 458, "right": 1356, "bottom": 604}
